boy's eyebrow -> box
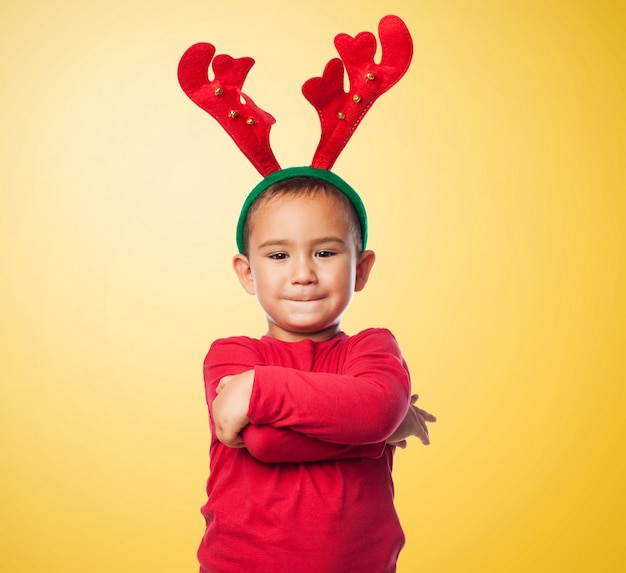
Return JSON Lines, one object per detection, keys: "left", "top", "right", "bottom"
{"left": 313, "top": 236, "right": 348, "bottom": 246}
{"left": 256, "top": 236, "right": 347, "bottom": 250}
{"left": 256, "top": 239, "right": 290, "bottom": 250}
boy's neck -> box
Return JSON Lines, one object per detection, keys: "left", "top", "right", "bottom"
{"left": 265, "top": 324, "right": 344, "bottom": 343}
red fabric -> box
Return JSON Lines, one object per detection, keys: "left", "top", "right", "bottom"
{"left": 198, "top": 328, "right": 411, "bottom": 573}
{"left": 178, "top": 43, "right": 281, "bottom": 177}
{"left": 178, "top": 15, "right": 412, "bottom": 178}
{"left": 303, "top": 15, "right": 413, "bottom": 170}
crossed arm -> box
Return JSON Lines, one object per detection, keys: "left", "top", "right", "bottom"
{"left": 212, "top": 370, "right": 436, "bottom": 457}
{"left": 206, "top": 332, "right": 436, "bottom": 464}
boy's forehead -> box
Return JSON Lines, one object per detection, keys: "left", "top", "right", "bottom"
{"left": 249, "top": 193, "right": 354, "bottom": 239}
{"left": 254, "top": 191, "right": 347, "bottom": 220}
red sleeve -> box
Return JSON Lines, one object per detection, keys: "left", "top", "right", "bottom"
{"left": 248, "top": 329, "right": 411, "bottom": 445}
{"left": 204, "top": 336, "right": 390, "bottom": 462}
{"left": 242, "top": 425, "right": 385, "bottom": 463}
{"left": 203, "top": 337, "right": 265, "bottom": 411}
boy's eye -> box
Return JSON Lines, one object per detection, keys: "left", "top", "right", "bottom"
{"left": 316, "top": 250, "right": 336, "bottom": 258}
{"left": 269, "top": 252, "right": 288, "bottom": 260}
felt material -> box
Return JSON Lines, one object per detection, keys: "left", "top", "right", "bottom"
{"left": 178, "top": 15, "right": 412, "bottom": 252}
{"left": 303, "top": 15, "right": 413, "bottom": 170}
{"left": 178, "top": 15, "right": 412, "bottom": 178}
{"left": 178, "top": 43, "right": 281, "bottom": 177}
{"left": 235, "top": 166, "right": 368, "bottom": 254}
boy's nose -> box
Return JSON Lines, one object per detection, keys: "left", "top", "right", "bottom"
{"left": 290, "top": 256, "right": 317, "bottom": 284}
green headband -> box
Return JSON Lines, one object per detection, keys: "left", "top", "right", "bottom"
{"left": 236, "top": 166, "right": 368, "bottom": 254}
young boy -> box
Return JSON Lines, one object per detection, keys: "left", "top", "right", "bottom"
{"left": 198, "top": 175, "right": 436, "bottom": 572}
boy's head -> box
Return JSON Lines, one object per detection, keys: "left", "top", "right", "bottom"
{"left": 233, "top": 177, "right": 376, "bottom": 342}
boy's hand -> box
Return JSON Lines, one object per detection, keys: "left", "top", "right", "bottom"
{"left": 212, "top": 370, "right": 254, "bottom": 448}
{"left": 386, "top": 395, "right": 437, "bottom": 448}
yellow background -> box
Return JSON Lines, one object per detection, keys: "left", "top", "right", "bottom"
{"left": 1, "top": 1, "right": 624, "bottom": 571}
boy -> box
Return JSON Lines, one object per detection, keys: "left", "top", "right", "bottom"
{"left": 198, "top": 175, "right": 436, "bottom": 572}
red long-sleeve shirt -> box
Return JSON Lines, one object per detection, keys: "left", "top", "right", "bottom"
{"left": 198, "top": 328, "right": 411, "bottom": 573}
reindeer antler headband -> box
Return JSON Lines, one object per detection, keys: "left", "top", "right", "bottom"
{"left": 178, "top": 15, "right": 413, "bottom": 253}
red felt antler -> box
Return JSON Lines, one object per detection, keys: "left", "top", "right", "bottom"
{"left": 178, "top": 42, "right": 281, "bottom": 177}
{"left": 178, "top": 16, "right": 412, "bottom": 178}
{"left": 302, "top": 15, "right": 413, "bottom": 170}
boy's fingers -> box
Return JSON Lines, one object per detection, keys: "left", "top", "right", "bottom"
{"left": 416, "top": 428, "right": 430, "bottom": 445}
{"left": 416, "top": 407, "right": 437, "bottom": 423}
{"left": 216, "top": 427, "right": 245, "bottom": 448}
{"left": 216, "top": 375, "right": 234, "bottom": 394}
{"left": 413, "top": 416, "right": 431, "bottom": 445}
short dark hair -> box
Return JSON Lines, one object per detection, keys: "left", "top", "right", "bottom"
{"left": 242, "top": 177, "right": 363, "bottom": 256}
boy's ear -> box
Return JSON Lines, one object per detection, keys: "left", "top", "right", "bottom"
{"left": 354, "top": 249, "right": 376, "bottom": 292}
{"left": 232, "top": 254, "right": 256, "bottom": 295}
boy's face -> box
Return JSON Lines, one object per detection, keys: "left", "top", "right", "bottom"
{"left": 233, "top": 192, "right": 375, "bottom": 342}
